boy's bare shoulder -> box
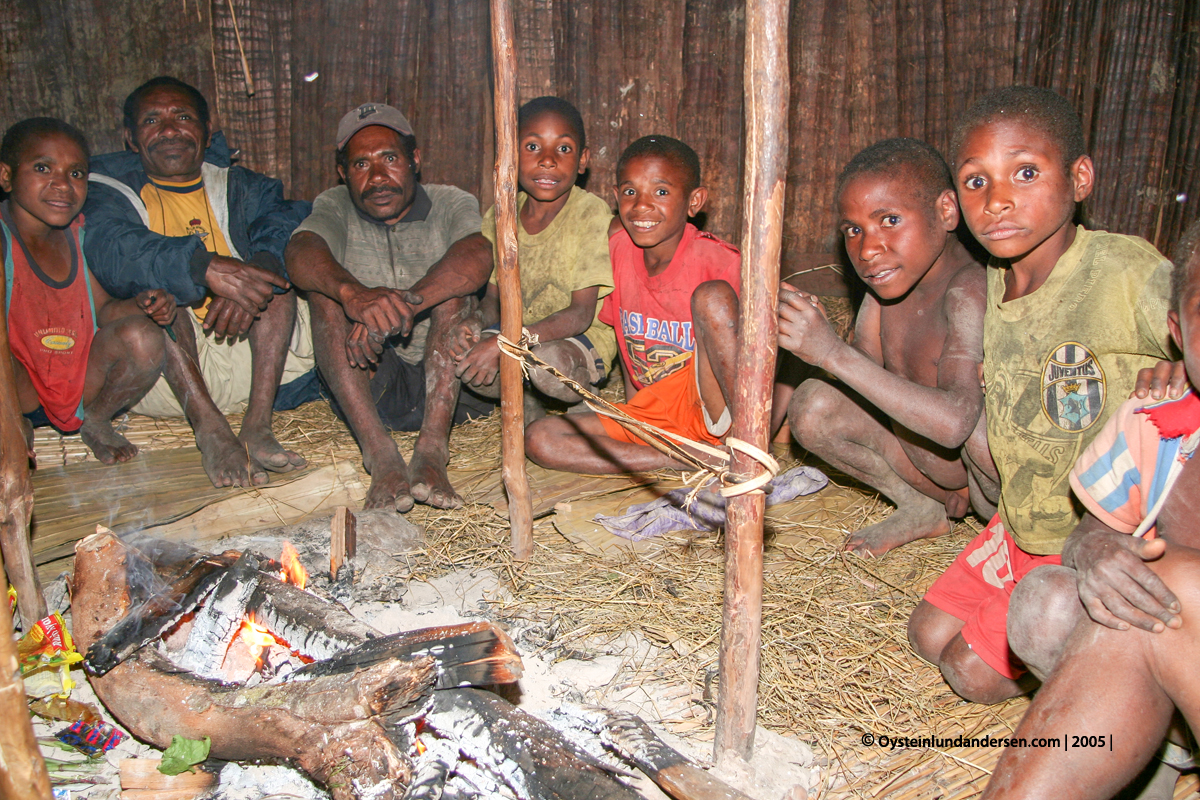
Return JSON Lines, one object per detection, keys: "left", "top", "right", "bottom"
{"left": 943, "top": 258, "right": 988, "bottom": 307}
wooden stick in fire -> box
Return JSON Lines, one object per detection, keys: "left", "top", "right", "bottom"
{"left": 715, "top": 0, "right": 790, "bottom": 766}
{"left": 489, "top": 0, "right": 534, "bottom": 561}
{"left": 0, "top": 242, "right": 44, "bottom": 629}
{"left": 0, "top": 549, "right": 52, "bottom": 800}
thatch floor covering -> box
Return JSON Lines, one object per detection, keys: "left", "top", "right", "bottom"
{"left": 30, "top": 392, "right": 1200, "bottom": 800}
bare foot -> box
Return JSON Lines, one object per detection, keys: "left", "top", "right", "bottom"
{"left": 409, "top": 446, "right": 463, "bottom": 509}
{"left": 239, "top": 424, "right": 306, "bottom": 474}
{"left": 80, "top": 418, "right": 139, "bottom": 465}
{"left": 843, "top": 496, "right": 951, "bottom": 557}
{"left": 195, "top": 422, "right": 256, "bottom": 488}
{"left": 363, "top": 448, "right": 414, "bottom": 512}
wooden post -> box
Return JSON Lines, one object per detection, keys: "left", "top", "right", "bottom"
{"left": 0, "top": 551, "right": 52, "bottom": 800}
{"left": 715, "top": 0, "right": 790, "bottom": 766}
{"left": 0, "top": 245, "right": 44, "bottom": 630}
{"left": 489, "top": 0, "right": 534, "bottom": 561}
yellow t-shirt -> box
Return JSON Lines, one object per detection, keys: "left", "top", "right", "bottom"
{"left": 482, "top": 186, "right": 616, "bottom": 370}
{"left": 140, "top": 177, "right": 232, "bottom": 321}
{"left": 983, "top": 227, "right": 1173, "bottom": 554}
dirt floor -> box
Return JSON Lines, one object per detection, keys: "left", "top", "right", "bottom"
{"left": 26, "top": 395, "right": 1200, "bottom": 800}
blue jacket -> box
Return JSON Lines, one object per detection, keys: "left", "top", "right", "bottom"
{"left": 82, "top": 132, "right": 311, "bottom": 304}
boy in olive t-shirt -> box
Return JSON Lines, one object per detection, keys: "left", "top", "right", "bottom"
{"left": 454, "top": 97, "right": 614, "bottom": 417}
{"left": 907, "top": 86, "right": 1173, "bottom": 706}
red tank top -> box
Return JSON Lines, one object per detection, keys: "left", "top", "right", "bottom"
{"left": 2, "top": 204, "right": 97, "bottom": 432}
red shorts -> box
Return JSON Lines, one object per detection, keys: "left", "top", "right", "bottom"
{"left": 922, "top": 514, "right": 1062, "bottom": 679}
{"left": 598, "top": 360, "right": 729, "bottom": 447}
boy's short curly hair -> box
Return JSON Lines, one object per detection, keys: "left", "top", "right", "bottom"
{"left": 835, "top": 138, "right": 953, "bottom": 208}
{"left": 123, "top": 76, "right": 210, "bottom": 133}
{"left": 616, "top": 135, "right": 701, "bottom": 192}
{"left": 1170, "top": 219, "right": 1200, "bottom": 312}
{"left": 518, "top": 97, "right": 586, "bottom": 149}
{"left": 950, "top": 85, "right": 1087, "bottom": 170}
{"left": 0, "top": 117, "right": 90, "bottom": 169}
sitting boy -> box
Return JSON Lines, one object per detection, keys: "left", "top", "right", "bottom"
{"left": 906, "top": 86, "right": 1175, "bottom": 704}
{"left": 455, "top": 97, "right": 615, "bottom": 417}
{"left": 983, "top": 220, "right": 1200, "bottom": 800}
{"left": 524, "top": 135, "right": 742, "bottom": 473}
{"left": 781, "top": 138, "right": 988, "bottom": 557}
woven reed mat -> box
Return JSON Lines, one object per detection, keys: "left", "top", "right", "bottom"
{"left": 28, "top": 450, "right": 362, "bottom": 581}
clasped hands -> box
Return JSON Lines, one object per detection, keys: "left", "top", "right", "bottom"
{"left": 341, "top": 284, "right": 424, "bottom": 369}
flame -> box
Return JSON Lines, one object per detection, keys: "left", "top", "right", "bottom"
{"left": 280, "top": 542, "right": 307, "bottom": 590}
{"left": 238, "top": 613, "right": 277, "bottom": 667}
{"left": 414, "top": 738, "right": 427, "bottom": 755}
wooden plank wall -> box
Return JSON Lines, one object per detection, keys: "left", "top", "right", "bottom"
{"left": 0, "top": 0, "right": 1196, "bottom": 256}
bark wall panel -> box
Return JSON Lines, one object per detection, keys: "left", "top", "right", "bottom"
{"left": 210, "top": 0, "right": 294, "bottom": 191}
{"left": 0, "top": 0, "right": 215, "bottom": 156}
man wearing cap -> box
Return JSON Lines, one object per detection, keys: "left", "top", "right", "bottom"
{"left": 82, "top": 76, "right": 315, "bottom": 489}
{"left": 286, "top": 103, "right": 494, "bottom": 511}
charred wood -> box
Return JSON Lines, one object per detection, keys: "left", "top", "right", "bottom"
{"left": 424, "top": 688, "right": 640, "bottom": 800}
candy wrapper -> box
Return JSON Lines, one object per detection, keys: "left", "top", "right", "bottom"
{"left": 56, "top": 718, "right": 126, "bottom": 757}
{"left": 18, "top": 611, "right": 83, "bottom": 696}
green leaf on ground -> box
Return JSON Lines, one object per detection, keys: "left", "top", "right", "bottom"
{"left": 158, "top": 734, "right": 211, "bottom": 775}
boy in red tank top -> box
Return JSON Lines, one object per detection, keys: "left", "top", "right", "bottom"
{"left": 1, "top": 118, "right": 176, "bottom": 463}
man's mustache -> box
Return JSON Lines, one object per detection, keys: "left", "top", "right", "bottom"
{"left": 361, "top": 184, "right": 402, "bottom": 200}
{"left": 148, "top": 137, "right": 195, "bottom": 153}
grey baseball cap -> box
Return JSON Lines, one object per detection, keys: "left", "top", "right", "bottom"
{"left": 336, "top": 103, "right": 414, "bottom": 149}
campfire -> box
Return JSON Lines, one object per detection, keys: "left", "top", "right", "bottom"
{"left": 72, "top": 530, "right": 745, "bottom": 800}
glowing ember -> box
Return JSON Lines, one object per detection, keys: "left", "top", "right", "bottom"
{"left": 280, "top": 542, "right": 307, "bottom": 590}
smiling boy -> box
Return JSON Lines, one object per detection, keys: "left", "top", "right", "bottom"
{"left": 455, "top": 97, "right": 615, "bottom": 416}
{"left": 781, "top": 138, "right": 989, "bottom": 557}
{"left": 524, "top": 135, "right": 743, "bottom": 473}
{"left": 907, "top": 86, "right": 1174, "bottom": 705}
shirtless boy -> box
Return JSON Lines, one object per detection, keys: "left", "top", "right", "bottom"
{"left": 984, "top": 220, "right": 1200, "bottom": 800}
{"left": 781, "top": 138, "right": 988, "bottom": 557}
{"left": 524, "top": 135, "right": 743, "bottom": 473}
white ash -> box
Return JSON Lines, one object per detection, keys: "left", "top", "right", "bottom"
{"left": 212, "top": 762, "right": 328, "bottom": 800}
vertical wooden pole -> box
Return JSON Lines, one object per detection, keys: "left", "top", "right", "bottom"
{"left": 490, "top": 0, "right": 534, "bottom": 561}
{"left": 0, "top": 550, "right": 52, "bottom": 800}
{"left": 715, "top": 0, "right": 790, "bottom": 766}
{"left": 0, "top": 245, "right": 44, "bottom": 630}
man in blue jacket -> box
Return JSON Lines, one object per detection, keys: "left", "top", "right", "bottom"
{"left": 83, "top": 76, "right": 314, "bottom": 488}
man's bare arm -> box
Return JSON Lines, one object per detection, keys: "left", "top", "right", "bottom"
{"left": 779, "top": 269, "right": 985, "bottom": 448}
{"left": 406, "top": 233, "right": 493, "bottom": 315}
{"left": 285, "top": 231, "right": 418, "bottom": 337}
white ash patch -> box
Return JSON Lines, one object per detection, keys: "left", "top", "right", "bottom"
{"left": 213, "top": 762, "right": 328, "bottom": 800}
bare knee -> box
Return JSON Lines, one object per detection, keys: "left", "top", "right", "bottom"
{"left": 788, "top": 378, "right": 843, "bottom": 448}
{"left": 110, "top": 316, "right": 165, "bottom": 370}
{"left": 691, "top": 280, "right": 738, "bottom": 331}
{"left": 1008, "top": 565, "right": 1082, "bottom": 679}
{"left": 529, "top": 341, "right": 589, "bottom": 401}
{"left": 907, "top": 599, "right": 962, "bottom": 665}
{"left": 939, "top": 635, "right": 1022, "bottom": 704}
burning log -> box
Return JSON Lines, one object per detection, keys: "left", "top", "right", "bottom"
{"left": 71, "top": 532, "right": 523, "bottom": 800}
{"left": 330, "top": 506, "right": 357, "bottom": 579}
{"left": 83, "top": 547, "right": 240, "bottom": 676}
{"left": 174, "top": 551, "right": 261, "bottom": 675}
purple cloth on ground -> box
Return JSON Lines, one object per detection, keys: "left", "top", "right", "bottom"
{"left": 595, "top": 465, "right": 829, "bottom": 541}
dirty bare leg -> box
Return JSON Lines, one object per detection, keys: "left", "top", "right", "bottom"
{"left": 962, "top": 411, "right": 1000, "bottom": 520}
{"left": 982, "top": 546, "right": 1200, "bottom": 800}
{"left": 691, "top": 279, "right": 740, "bottom": 427}
{"left": 79, "top": 317, "right": 166, "bottom": 464}
{"left": 791, "top": 377, "right": 961, "bottom": 556}
{"left": 161, "top": 313, "right": 254, "bottom": 487}
{"left": 525, "top": 410, "right": 694, "bottom": 473}
{"left": 239, "top": 290, "right": 306, "bottom": 479}
{"left": 410, "top": 297, "right": 476, "bottom": 509}
{"left": 309, "top": 294, "right": 413, "bottom": 512}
